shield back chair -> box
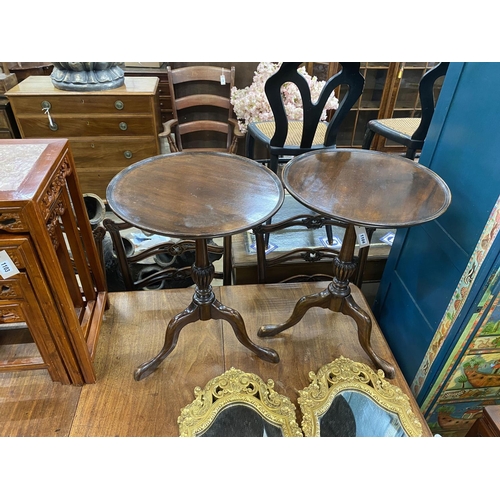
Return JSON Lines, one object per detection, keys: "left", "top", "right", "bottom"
{"left": 362, "top": 62, "right": 449, "bottom": 160}
{"left": 246, "top": 62, "right": 365, "bottom": 175}
{"left": 246, "top": 62, "right": 365, "bottom": 246}
{"left": 160, "top": 65, "right": 244, "bottom": 153}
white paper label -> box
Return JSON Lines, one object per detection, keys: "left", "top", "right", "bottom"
{"left": 0, "top": 250, "right": 20, "bottom": 278}
{"left": 220, "top": 74, "right": 226, "bottom": 85}
{"left": 354, "top": 226, "right": 370, "bottom": 248}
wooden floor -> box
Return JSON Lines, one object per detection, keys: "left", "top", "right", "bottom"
{"left": 0, "top": 282, "right": 431, "bottom": 437}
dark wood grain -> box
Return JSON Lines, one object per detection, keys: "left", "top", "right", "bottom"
{"left": 282, "top": 149, "right": 452, "bottom": 228}
{"left": 106, "top": 151, "right": 285, "bottom": 239}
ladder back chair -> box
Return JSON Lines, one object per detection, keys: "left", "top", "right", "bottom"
{"left": 246, "top": 62, "right": 365, "bottom": 175}
{"left": 160, "top": 65, "right": 244, "bottom": 154}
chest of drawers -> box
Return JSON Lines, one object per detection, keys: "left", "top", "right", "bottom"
{"left": 123, "top": 65, "right": 173, "bottom": 124}
{"left": 0, "top": 138, "right": 107, "bottom": 384}
{"left": 0, "top": 96, "right": 19, "bottom": 139}
{"left": 6, "top": 76, "right": 161, "bottom": 199}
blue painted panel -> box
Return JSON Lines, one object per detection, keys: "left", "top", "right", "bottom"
{"left": 375, "top": 277, "right": 434, "bottom": 379}
{"left": 374, "top": 62, "right": 500, "bottom": 384}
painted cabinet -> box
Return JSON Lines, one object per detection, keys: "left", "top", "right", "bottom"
{"left": 372, "top": 63, "right": 500, "bottom": 436}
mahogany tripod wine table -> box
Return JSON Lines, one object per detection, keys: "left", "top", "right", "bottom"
{"left": 106, "top": 152, "right": 284, "bottom": 381}
{"left": 258, "top": 149, "right": 451, "bottom": 378}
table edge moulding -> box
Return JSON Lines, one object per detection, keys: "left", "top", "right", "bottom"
{"left": 0, "top": 138, "right": 108, "bottom": 384}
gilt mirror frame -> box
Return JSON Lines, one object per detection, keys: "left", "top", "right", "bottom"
{"left": 178, "top": 367, "right": 303, "bottom": 437}
{"left": 298, "top": 356, "right": 423, "bottom": 437}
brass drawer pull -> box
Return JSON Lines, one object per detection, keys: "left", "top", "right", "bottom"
{"left": 119, "top": 122, "right": 128, "bottom": 131}
{"left": 115, "top": 100, "right": 124, "bottom": 110}
{"left": 124, "top": 150, "right": 133, "bottom": 159}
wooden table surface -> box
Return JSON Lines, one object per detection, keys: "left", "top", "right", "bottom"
{"left": 0, "top": 282, "right": 431, "bottom": 436}
{"left": 106, "top": 151, "right": 285, "bottom": 239}
{"left": 283, "top": 149, "right": 452, "bottom": 228}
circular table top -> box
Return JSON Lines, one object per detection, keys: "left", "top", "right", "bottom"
{"left": 106, "top": 152, "right": 285, "bottom": 239}
{"left": 282, "top": 149, "right": 451, "bottom": 228}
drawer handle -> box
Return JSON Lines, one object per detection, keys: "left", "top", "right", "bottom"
{"left": 124, "top": 150, "right": 133, "bottom": 159}
{"left": 119, "top": 122, "right": 128, "bottom": 131}
{"left": 42, "top": 106, "right": 58, "bottom": 131}
{"left": 41, "top": 100, "right": 51, "bottom": 110}
{"left": 115, "top": 100, "right": 124, "bottom": 110}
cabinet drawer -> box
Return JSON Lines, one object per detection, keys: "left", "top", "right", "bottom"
{"left": 70, "top": 138, "right": 158, "bottom": 166}
{"left": 0, "top": 301, "right": 24, "bottom": 324}
{"left": 0, "top": 239, "right": 28, "bottom": 270}
{"left": 9, "top": 94, "right": 154, "bottom": 115}
{"left": 0, "top": 208, "right": 29, "bottom": 232}
{"left": 159, "top": 96, "right": 173, "bottom": 113}
{"left": 0, "top": 275, "right": 24, "bottom": 301}
{"left": 0, "top": 111, "right": 10, "bottom": 129}
{"left": 16, "top": 115, "right": 156, "bottom": 138}
{"left": 70, "top": 139, "right": 159, "bottom": 198}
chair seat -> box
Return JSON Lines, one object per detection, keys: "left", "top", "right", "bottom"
{"left": 369, "top": 117, "right": 420, "bottom": 138}
{"left": 250, "top": 121, "right": 329, "bottom": 147}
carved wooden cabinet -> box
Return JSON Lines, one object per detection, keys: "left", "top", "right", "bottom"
{"left": 6, "top": 76, "right": 161, "bottom": 199}
{"left": 0, "top": 139, "right": 107, "bottom": 384}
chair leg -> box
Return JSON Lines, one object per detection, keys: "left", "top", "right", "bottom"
{"left": 325, "top": 225, "right": 333, "bottom": 246}
{"left": 103, "top": 218, "right": 135, "bottom": 291}
{"left": 246, "top": 132, "right": 255, "bottom": 159}
{"left": 353, "top": 227, "right": 375, "bottom": 288}
{"left": 268, "top": 154, "right": 279, "bottom": 175}
{"left": 222, "top": 235, "right": 232, "bottom": 286}
{"left": 362, "top": 128, "right": 376, "bottom": 151}
{"left": 405, "top": 147, "right": 417, "bottom": 160}
{"left": 264, "top": 216, "right": 272, "bottom": 248}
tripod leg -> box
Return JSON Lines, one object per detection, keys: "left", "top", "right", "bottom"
{"left": 211, "top": 299, "right": 279, "bottom": 363}
{"left": 341, "top": 295, "right": 395, "bottom": 378}
{"left": 134, "top": 301, "right": 199, "bottom": 381}
{"left": 258, "top": 287, "right": 332, "bottom": 337}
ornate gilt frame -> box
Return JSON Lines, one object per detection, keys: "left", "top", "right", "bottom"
{"left": 298, "top": 356, "right": 423, "bottom": 437}
{"left": 178, "top": 367, "right": 303, "bottom": 437}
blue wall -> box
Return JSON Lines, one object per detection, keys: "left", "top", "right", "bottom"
{"left": 373, "top": 62, "right": 500, "bottom": 382}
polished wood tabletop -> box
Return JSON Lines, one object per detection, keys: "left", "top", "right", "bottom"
{"left": 106, "top": 151, "right": 285, "bottom": 239}
{"left": 282, "top": 148, "right": 452, "bottom": 228}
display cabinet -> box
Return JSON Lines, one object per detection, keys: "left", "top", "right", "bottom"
{"left": 306, "top": 62, "right": 444, "bottom": 150}
{"left": 0, "top": 138, "right": 107, "bottom": 384}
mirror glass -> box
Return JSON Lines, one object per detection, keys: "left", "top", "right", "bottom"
{"left": 299, "top": 356, "right": 423, "bottom": 437}
{"left": 318, "top": 390, "right": 407, "bottom": 437}
{"left": 198, "top": 403, "right": 284, "bottom": 437}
